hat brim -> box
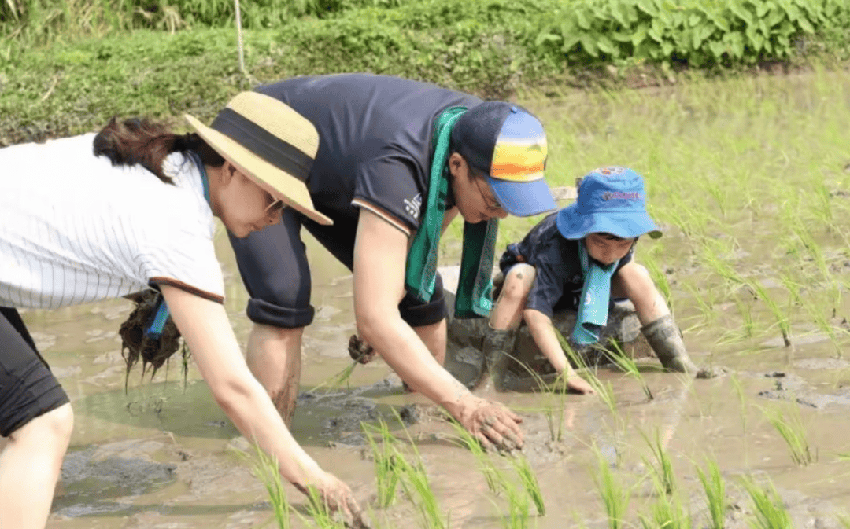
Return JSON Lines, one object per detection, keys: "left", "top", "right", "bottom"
{"left": 185, "top": 113, "right": 332, "bottom": 226}
{"left": 488, "top": 176, "right": 557, "bottom": 217}
{"left": 556, "top": 204, "right": 662, "bottom": 240}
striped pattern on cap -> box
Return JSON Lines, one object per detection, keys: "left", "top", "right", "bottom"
{"left": 490, "top": 111, "right": 547, "bottom": 182}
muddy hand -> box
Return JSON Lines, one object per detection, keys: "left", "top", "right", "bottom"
{"left": 348, "top": 334, "right": 377, "bottom": 365}
{"left": 457, "top": 394, "right": 524, "bottom": 453}
{"left": 300, "top": 471, "right": 370, "bottom": 528}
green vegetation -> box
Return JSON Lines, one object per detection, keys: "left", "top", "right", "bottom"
{"left": 641, "top": 429, "right": 675, "bottom": 495}
{"left": 695, "top": 458, "right": 726, "bottom": 529}
{"left": 594, "top": 443, "right": 631, "bottom": 529}
{"left": 2, "top": 0, "right": 850, "bottom": 144}
{"left": 765, "top": 405, "right": 817, "bottom": 466}
{"left": 740, "top": 476, "right": 793, "bottom": 529}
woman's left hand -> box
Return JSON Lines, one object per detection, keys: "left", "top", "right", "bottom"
{"left": 453, "top": 393, "right": 524, "bottom": 453}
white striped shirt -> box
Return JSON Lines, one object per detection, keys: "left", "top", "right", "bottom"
{"left": 0, "top": 134, "right": 225, "bottom": 308}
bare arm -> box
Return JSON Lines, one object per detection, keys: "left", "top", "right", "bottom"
{"left": 523, "top": 308, "right": 595, "bottom": 395}
{"left": 159, "top": 285, "right": 363, "bottom": 519}
{"left": 523, "top": 308, "right": 568, "bottom": 373}
{"left": 353, "top": 210, "right": 523, "bottom": 450}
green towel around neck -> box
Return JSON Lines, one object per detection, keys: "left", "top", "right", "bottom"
{"left": 571, "top": 240, "right": 620, "bottom": 345}
{"left": 405, "top": 106, "right": 497, "bottom": 318}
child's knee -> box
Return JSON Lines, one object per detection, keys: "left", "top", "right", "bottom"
{"left": 502, "top": 264, "right": 536, "bottom": 302}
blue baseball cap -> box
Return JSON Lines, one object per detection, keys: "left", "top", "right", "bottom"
{"left": 452, "top": 102, "right": 556, "bottom": 217}
{"left": 555, "top": 167, "right": 662, "bottom": 240}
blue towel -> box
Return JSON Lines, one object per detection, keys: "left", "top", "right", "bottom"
{"left": 571, "top": 241, "right": 620, "bottom": 345}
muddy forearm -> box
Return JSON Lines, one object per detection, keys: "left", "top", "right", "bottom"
{"left": 523, "top": 309, "right": 569, "bottom": 373}
{"left": 212, "top": 377, "right": 323, "bottom": 486}
{"left": 359, "top": 310, "right": 470, "bottom": 413}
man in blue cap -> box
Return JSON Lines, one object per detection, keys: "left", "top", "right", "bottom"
{"left": 224, "top": 73, "right": 556, "bottom": 451}
{"left": 485, "top": 166, "right": 699, "bottom": 393}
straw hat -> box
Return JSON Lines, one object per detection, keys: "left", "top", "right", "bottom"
{"left": 185, "top": 91, "right": 332, "bottom": 226}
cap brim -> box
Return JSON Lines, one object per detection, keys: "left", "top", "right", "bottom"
{"left": 556, "top": 206, "right": 662, "bottom": 239}
{"left": 185, "top": 113, "right": 332, "bottom": 226}
{"left": 488, "top": 177, "right": 557, "bottom": 217}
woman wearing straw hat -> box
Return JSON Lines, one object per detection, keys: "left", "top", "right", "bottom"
{"left": 0, "top": 92, "right": 365, "bottom": 529}
{"left": 225, "top": 73, "right": 559, "bottom": 452}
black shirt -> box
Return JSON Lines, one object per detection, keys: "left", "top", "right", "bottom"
{"left": 257, "top": 74, "right": 482, "bottom": 233}
{"left": 499, "top": 213, "right": 633, "bottom": 317}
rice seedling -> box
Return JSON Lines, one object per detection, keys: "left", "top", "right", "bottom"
{"left": 506, "top": 357, "right": 569, "bottom": 443}
{"left": 247, "top": 443, "right": 293, "bottom": 529}
{"left": 695, "top": 458, "right": 726, "bottom": 529}
{"left": 391, "top": 425, "right": 446, "bottom": 529}
{"left": 746, "top": 281, "right": 792, "bottom": 348}
{"left": 764, "top": 405, "right": 816, "bottom": 466}
{"left": 592, "top": 443, "right": 631, "bottom": 529}
{"left": 449, "top": 419, "right": 546, "bottom": 523}
{"left": 734, "top": 293, "right": 755, "bottom": 339}
{"left": 606, "top": 341, "right": 653, "bottom": 401}
{"left": 448, "top": 419, "right": 503, "bottom": 495}
{"left": 555, "top": 329, "right": 618, "bottom": 417}
{"left": 640, "top": 429, "right": 675, "bottom": 496}
{"left": 739, "top": 475, "right": 792, "bottom": 529}
{"left": 362, "top": 420, "right": 402, "bottom": 508}
{"left": 312, "top": 360, "right": 358, "bottom": 392}
{"left": 512, "top": 455, "right": 545, "bottom": 516}
{"left": 303, "top": 485, "right": 348, "bottom": 529}
{"left": 638, "top": 490, "right": 691, "bottom": 529}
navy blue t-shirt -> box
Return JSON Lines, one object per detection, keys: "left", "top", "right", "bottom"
{"left": 499, "top": 213, "right": 633, "bottom": 317}
{"left": 256, "top": 74, "right": 482, "bottom": 233}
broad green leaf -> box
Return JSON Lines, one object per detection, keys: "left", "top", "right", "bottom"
{"left": 534, "top": 33, "right": 561, "bottom": 47}
{"left": 578, "top": 33, "right": 598, "bottom": 56}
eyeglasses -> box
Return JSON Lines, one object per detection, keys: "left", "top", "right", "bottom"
{"left": 473, "top": 176, "right": 503, "bottom": 213}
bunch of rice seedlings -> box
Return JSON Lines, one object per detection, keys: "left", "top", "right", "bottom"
{"left": 641, "top": 429, "right": 675, "bottom": 495}
{"left": 362, "top": 420, "right": 402, "bottom": 508}
{"left": 450, "top": 420, "right": 546, "bottom": 524}
{"left": 638, "top": 491, "right": 691, "bottom": 529}
{"left": 512, "top": 455, "right": 545, "bottom": 516}
{"left": 607, "top": 341, "right": 653, "bottom": 401}
{"left": 304, "top": 485, "right": 348, "bottom": 529}
{"left": 764, "top": 405, "right": 816, "bottom": 466}
{"left": 555, "top": 329, "right": 618, "bottom": 416}
{"left": 739, "top": 476, "right": 792, "bottom": 529}
{"left": 248, "top": 444, "right": 293, "bottom": 529}
{"left": 593, "top": 444, "right": 631, "bottom": 529}
{"left": 695, "top": 458, "right": 726, "bottom": 529}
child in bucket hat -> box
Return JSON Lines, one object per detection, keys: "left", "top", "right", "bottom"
{"left": 481, "top": 166, "right": 698, "bottom": 393}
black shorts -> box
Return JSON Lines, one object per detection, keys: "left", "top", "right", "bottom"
{"left": 0, "top": 307, "right": 69, "bottom": 437}
{"left": 228, "top": 208, "right": 447, "bottom": 329}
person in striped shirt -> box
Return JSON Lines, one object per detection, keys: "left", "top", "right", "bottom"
{"left": 0, "top": 93, "right": 365, "bottom": 529}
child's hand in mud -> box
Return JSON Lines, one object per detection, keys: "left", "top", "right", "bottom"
{"left": 348, "top": 334, "right": 377, "bottom": 365}
{"left": 455, "top": 394, "right": 524, "bottom": 453}
{"left": 298, "top": 471, "right": 370, "bottom": 528}
{"left": 565, "top": 373, "right": 595, "bottom": 395}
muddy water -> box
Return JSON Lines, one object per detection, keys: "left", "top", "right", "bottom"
{"left": 13, "top": 73, "right": 850, "bottom": 528}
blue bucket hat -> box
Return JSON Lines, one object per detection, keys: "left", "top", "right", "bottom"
{"left": 555, "top": 167, "right": 662, "bottom": 240}
{"left": 452, "top": 102, "right": 556, "bottom": 217}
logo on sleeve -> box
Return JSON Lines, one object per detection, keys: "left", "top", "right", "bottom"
{"left": 405, "top": 193, "right": 422, "bottom": 218}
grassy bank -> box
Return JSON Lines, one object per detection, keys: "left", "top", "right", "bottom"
{"left": 1, "top": 0, "right": 849, "bottom": 144}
